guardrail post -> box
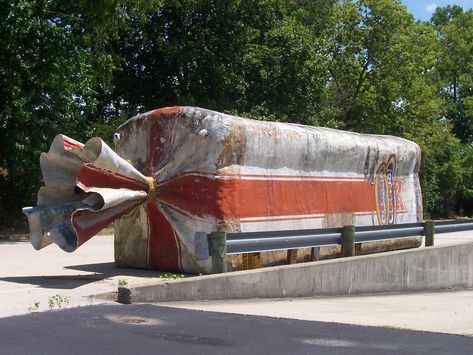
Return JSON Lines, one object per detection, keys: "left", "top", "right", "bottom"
{"left": 424, "top": 220, "right": 435, "bottom": 247}
{"left": 209, "top": 231, "right": 227, "bottom": 273}
{"left": 342, "top": 225, "right": 355, "bottom": 257}
{"left": 287, "top": 249, "right": 298, "bottom": 264}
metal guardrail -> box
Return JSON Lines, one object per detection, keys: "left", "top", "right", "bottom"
{"left": 226, "top": 227, "right": 341, "bottom": 254}
{"left": 435, "top": 220, "right": 473, "bottom": 234}
{"left": 222, "top": 219, "right": 473, "bottom": 255}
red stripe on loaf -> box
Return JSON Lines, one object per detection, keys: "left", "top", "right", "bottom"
{"left": 157, "top": 173, "right": 377, "bottom": 220}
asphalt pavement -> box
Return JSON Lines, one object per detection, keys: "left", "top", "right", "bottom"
{"left": 157, "top": 289, "right": 473, "bottom": 336}
{"left": 1, "top": 229, "right": 473, "bottom": 353}
{"left": 1, "top": 304, "right": 473, "bottom": 355}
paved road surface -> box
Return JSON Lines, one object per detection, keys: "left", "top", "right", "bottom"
{"left": 1, "top": 230, "right": 473, "bottom": 338}
{"left": 158, "top": 289, "right": 473, "bottom": 335}
{"left": 0, "top": 236, "right": 161, "bottom": 317}
{"left": 1, "top": 304, "right": 473, "bottom": 355}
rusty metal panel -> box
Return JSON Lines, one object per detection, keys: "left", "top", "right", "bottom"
{"left": 24, "top": 106, "right": 422, "bottom": 273}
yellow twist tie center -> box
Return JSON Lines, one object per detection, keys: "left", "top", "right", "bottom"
{"left": 145, "top": 176, "right": 156, "bottom": 204}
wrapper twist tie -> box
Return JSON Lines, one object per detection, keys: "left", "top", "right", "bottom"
{"left": 145, "top": 176, "right": 156, "bottom": 204}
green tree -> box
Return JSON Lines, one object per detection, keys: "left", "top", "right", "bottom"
{"left": 0, "top": 0, "right": 95, "bottom": 222}
{"left": 0, "top": 0, "right": 159, "bottom": 220}
{"left": 431, "top": 7, "right": 473, "bottom": 144}
{"left": 430, "top": 4, "right": 463, "bottom": 27}
{"left": 320, "top": 0, "right": 470, "bottom": 217}
{"left": 108, "top": 0, "right": 333, "bottom": 124}
{"left": 2, "top": 0, "right": 472, "bottom": 221}
{"left": 429, "top": 6, "right": 473, "bottom": 215}
{"left": 321, "top": 0, "right": 440, "bottom": 131}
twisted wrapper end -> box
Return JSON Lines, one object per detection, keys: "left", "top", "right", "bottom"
{"left": 145, "top": 176, "right": 156, "bottom": 204}
{"left": 23, "top": 134, "right": 151, "bottom": 252}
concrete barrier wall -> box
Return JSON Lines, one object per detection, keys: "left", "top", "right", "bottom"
{"left": 118, "top": 242, "right": 473, "bottom": 303}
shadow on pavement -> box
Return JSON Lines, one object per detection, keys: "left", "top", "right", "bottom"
{"left": 0, "top": 274, "right": 104, "bottom": 289}
{"left": 65, "top": 262, "right": 169, "bottom": 278}
{"left": 0, "top": 263, "right": 190, "bottom": 290}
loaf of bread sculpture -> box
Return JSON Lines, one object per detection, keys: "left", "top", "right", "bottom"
{"left": 23, "top": 106, "right": 422, "bottom": 273}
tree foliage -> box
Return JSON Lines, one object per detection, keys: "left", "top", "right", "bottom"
{"left": 1, "top": 0, "right": 473, "bottom": 222}
{"left": 0, "top": 0, "right": 95, "bottom": 220}
{"left": 432, "top": 6, "right": 473, "bottom": 145}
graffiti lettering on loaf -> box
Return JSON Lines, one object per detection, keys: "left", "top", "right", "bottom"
{"left": 23, "top": 107, "right": 422, "bottom": 273}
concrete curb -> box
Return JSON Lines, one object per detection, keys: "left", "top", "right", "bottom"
{"left": 118, "top": 242, "right": 473, "bottom": 303}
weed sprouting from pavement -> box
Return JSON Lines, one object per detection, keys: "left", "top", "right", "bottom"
{"left": 379, "top": 325, "right": 408, "bottom": 331}
{"left": 160, "top": 273, "right": 185, "bottom": 281}
{"left": 48, "top": 294, "right": 71, "bottom": 310}
{"left": 28, "top": 302, "right": 40, "bottom": 312}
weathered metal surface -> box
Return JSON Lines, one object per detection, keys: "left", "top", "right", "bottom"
{"left": 114, "top": 106, "right": 422, "bottom": 273}
{"left": 24, "top": 106, "right": 423, "bottom": 273}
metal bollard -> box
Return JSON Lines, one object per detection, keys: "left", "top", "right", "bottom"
{"left": 209, "top": 231, "right": 227, "bottom": 273}
{"left": 286, "top": 249, "right": 298, "bottom": 264}
{"left": 424, "top": 220, "right": 435, "bottom": 247}
{"left": 342, "top": 225, "right": 356, "bottom": 257}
